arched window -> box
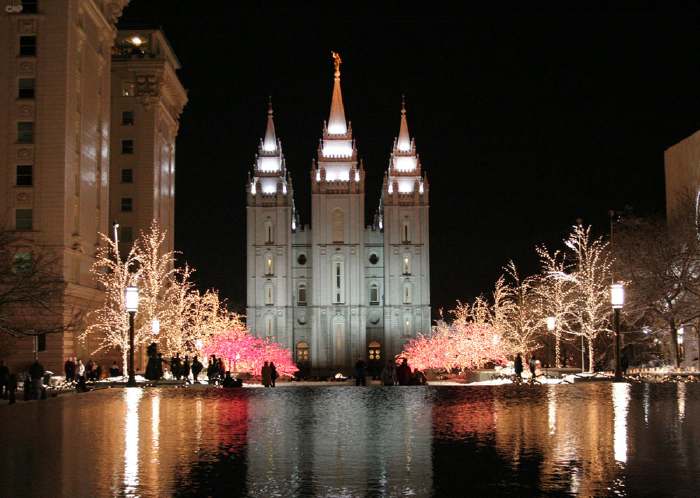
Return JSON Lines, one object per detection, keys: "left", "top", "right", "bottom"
{"left": 368, "top": 341, "right": 381, "bottom": 361}
{"left": 265, "top": 219, "right": 274, "bottom": 244}
{"left": 403, "top": 315, "right": 412, "bottom": 337}
{"left": 265, "top": 254, "right": 274, "bottom": 275}
{"left": 332, "top": 208, "right": 344, "bottom": 243}
{"left": 369, "top": 283, "right": 379, "bottom": 304}
{"left": 403, "top": 282, "right": 412, "bottom": 304}
{"left": 265, "top": 315, "right": 274, "bottom": 338}
{"left": 296, "top": 341, "right": 310, "bottom": 362}
{"left": 403, "top": 254, "right": 411, "bottom": 275}
{"left": 333, "top": 316, "right": 345, "bottom": 365}
{"left": 402, "top": 219, "right": 410, "bottom": 243}
{"left": 264, "top": 284, "right": 274, "bottom": 305}
{"left": 297, "top": 283, "right": 307, "bottom": 306}
{"left": 333, "top": 258, "right": 345, "bottom": 303}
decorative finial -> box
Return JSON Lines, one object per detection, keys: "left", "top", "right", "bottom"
{"left": 267, "top": 96, "right": 273, "bottom": 115}
{"left": 401, "top": 94, "right": 406, "bottom": 114}
{"left": 331, "top": 51, "right": 342, "bottom": 77}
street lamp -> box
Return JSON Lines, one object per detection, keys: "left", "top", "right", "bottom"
{"left": 678, "top": 326, "right": 685, "bottom": 365}
{"left": 546, "top": 316, "right": 559, "bottom": 368}
{"left": 151, "top": 318, "right": 160, "bottom": 336}
{"left": 610, "top": 282, "right": 625, "bottom": 381}
{"left": 125, "top": 286, "right": 139, "bottom": 387}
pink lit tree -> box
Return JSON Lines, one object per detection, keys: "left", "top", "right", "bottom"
{"left": 202, "top": 324, "right": 298, "bottom": 378}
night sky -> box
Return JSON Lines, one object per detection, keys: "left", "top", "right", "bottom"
{"left": 119, "top": 2, "right": 700, "bottom": 315}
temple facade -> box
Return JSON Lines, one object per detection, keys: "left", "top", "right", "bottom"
{"left": 246, "top": 55, "right": 430, "bottom": 373}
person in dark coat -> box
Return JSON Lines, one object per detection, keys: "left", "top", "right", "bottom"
{"left": 514, "top": 354, "right": 523, "bottom": 383}
{"left": 182, "top": 356, "right": 191, "bottom": 383}
{"left": 7, "top": 373, "right": 17, "bottom": 404}
{"left": 380, "top": 360, "right": 397, "bottom": 386}
{"left": 0, "top": 360, "right": 9, "bottom": 399}
{"left": 411, "top": 368, "right": 427, "bottom": 385}
{"left": 261, "top": 362, "right": 271, "bottom": 387}
{"left": 207, "top": 356, "right": 218, "bottom": 384}
{"left": 191, "top": 356, "right": 203, "bottom": 383}
{"left": 171, "top": 353, "right": 181, "bottom": 380}
{"left": 63, "top": 358, "right": 75, "bottom": 383}
{"left": 397, "top": 358, "right": 412, "bottom": 386}
{"left": 354, "top": 359, "right": 367, "bottom": 386}
{"left": 217, "top": 357, "right": 225, "bottom": 381}
{"left": 28, "top": 360, "right": 45, "bottom": 400}
{"left": 621, "top": 353, "right": 629, "bottom": 376}
{"left": 155, "top": 353, "right": 165, "bottom": 380}
{"left": 269, "top": 362, "right": 278, "bottom": 387}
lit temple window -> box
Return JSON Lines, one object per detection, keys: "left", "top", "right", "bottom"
{"left": 265, "top": 255, "right": 273, "bottom": 275}
{"left": 370, "top": 284, "right": 379, "bottom": 304}
{"left": 251, "top": 181, "right": 257, "bottom": 195}
{"left": 296, "top": 342, "right": 310, "bottom": 362}
{"left": 403, "top": 283, "right": 412, "bottom": 304}
{"left": 368, "top": 341, "right": 381, "bottom": 360}
{"left": 403, "top": 256, "right": 411, "bottom": 275}
{"left": 265, "top": 286, "right": 273, "bottom": 305}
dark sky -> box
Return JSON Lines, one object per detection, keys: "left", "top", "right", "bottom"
{"left": 119, "top": 1, "right": 700, "bottom": 315}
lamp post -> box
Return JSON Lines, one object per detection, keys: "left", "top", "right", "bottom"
{"left": 125, "top": 286, "right": 139, "bottom": 387}
{"left": 610, "top": 282, "right": 625, "bottom": 381}
{"left": 677, "top": 326, "right": 684, "bottom": 367}
{"left": 546, "top": 316, "right": 558, "bottom": 369}
{"left": 151, "top": 318, "right": 160, "bottom": 336}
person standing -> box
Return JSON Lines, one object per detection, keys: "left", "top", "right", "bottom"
{"left": 261, "top": 361, "right": 271, "bottom": 387}
{"left": 76, "top": 359, "right": 86, "bottom": 383}
{"left": 397, "top": 358, "right": 412, "bottom": 386}
{"left": 7, "top": 373, "right": 17, "bottom": 404}
{"left": 191, "top": 356, "right": 203, "bottom": 383}
{"left": 63, "top": 357, "right": 74, "bottom": 383}
{"left": 380, "top": 360, "right": 397, "bottom": 386}
{"left": 109, "top": 361, "right": 120, "bottom": 378}
{"left": 28, "top": 359, "right": 45, "bottom": 400}
{"left": 269, "top": 362, "right": 278, "bottom": 387}
{"left": 171, "top": 353, "right": 181, "bottom": 380}
{"left": 0, "top": 360, "right": 9, "bottom": 398}
{"left": 182, "top": 356, "right": 191, "bottom": 383}
{"left": 354, "top": 359, "right": 367, "bottom": 386}
{"left": 529, "top": 354, "right": 537, "bottom": 383}
{"left": 514, "top": 354, "right": 523, "bottom": 383}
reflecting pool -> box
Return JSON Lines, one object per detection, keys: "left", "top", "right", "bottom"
{"left": 0, "top": 383, "right": 698, "bottom": 497}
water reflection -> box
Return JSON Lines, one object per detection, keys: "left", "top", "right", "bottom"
{"left": 123, "top": 388, "right": 143, "bottom": 496}
{"left": 613, "top": 382, "right": 630, "bottom": 464}
{"left": 0, "top": 383, "right": 698, "bottom": 497}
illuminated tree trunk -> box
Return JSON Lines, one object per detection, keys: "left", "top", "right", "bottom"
{"left": 555, "top": 329, "right": 561, "bottom": 368}
{"left": 588, "top": 338, "right": 595, "bottom": 373}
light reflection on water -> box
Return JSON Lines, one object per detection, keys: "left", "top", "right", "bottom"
{"left": 0, "top": 383, "right": 698, "bottom": 497}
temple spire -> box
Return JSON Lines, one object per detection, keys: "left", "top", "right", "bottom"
{"left": 397, "top": 95, "right": 411, "bottom": 152}
{"left": 262, "top": 97, "right": 277, "bottom": 152}
{"left": 327, "top": 51, "right": 347, "bottom": 134}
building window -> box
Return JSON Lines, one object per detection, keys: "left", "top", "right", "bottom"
{"left": 18, "top": 78, "right": 35, "bottom": 99}
{"left": 369, "top": 253, "right": 379, "bottom": 265}
{"left": 403, "top": 255, "right": 411, "bottom": 275}
{"left": 16, "top": 165, "right": 32, "bottom": 186}
{"left": 297, "top": 284, "right": 307, "bottom": 306}
{"left": 121, "top": 197, "right": 133, "bottom": 212}
{"left": 333, "top": 260, "right": 345, "bottom": 303}
{"left": 296, "top": 342, "right": 310, "bottom": 362}
{"left": 403, "top": 282, "right": 412, "bottom": 304}
{"left": 265, "top": 315, "right": 274, "bottom": 337}
{"left": 265, "top": 255, "right": 274, "bottom": 275}
{"left": 403, "top": 316, "right": 412, "bottom": 337}
{"left": 19, "top": 36, "right": 36, "bottom": 56}
{"left": 297, "top": 254, "right": 307, "bottom": 265}
{"left": 121, "top": 168, "right": 133, "bottom": 183}
{"left": 21, "top": 0, "right": 38, "bottom": 14}
{"left": 121, "top": 111, "right": 134, "bottom": 125}
{"left": 368, "top": 341, "right": 381, "bottom": 361}
{"left": 402, "top": 220, "right": 410, "bottom": 243}
{"left": 17, "top": 122, "right": 34, "bottom": 143}
{"left": 121, "top": 139, "right": 134, "bottom": 154}
{"left": 332, "top": 208, "right": 344, "bottom": 243}
{"left": 265, "top": 220, "right": 273, "bottom": 244}
{"left": 12, "top": 252, "right": 32, "bottom": 274}
{"left": 370, "top": 284, "right": 379, "bottom": 305}
{"left": 37, "top": 333, "right": 46, "bottom": 352}
{"left": 265, "top": 286, "right": 273, "bottom": 305}
{"left": 119, "top": 226, "right": 133, "bottom": 243}
{"left": 15, "top": 209, "right": 33, "bottom": 231}
{"left": 121, "top": 81, "right": 135, "bottom": 97}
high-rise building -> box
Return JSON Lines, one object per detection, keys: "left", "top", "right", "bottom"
{"left": 0, "top": 0, "right": 129, "bottom": 371}
{"left": 246, "top": 55, "right": 431, "bottom": 373}
{"left": 110, "top": 28, "right": 187, "bottom": 256}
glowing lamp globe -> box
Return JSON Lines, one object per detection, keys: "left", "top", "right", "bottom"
{"left": 610, "top": 283, "right": 625, "bottom": 309}
{"left": 546, "top": 316, "right": 556, "bottom": 332}
{"left": 195, "top": 339, "right": 203, "bottom": 350}
{"left": 125, "top": 286, "right": 139, "bottom": 312}
{"left": 151, "top": 318, "right": 160, "bottom": 336}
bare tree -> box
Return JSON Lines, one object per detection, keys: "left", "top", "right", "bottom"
{"left": 0, "top": 229, "right": 78, "bottom": 344}
{"left": 615, "top": 203, "right": 700, "bottom": 368}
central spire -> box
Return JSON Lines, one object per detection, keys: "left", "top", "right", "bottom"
{"left": 262, "top": 97, "right": 277, "bottom": 152}
{"left": 397, "top": 95, "right": 411, "bottom": 152}
{"left": 327, "top": 51, "right": 347, "bottom": 135}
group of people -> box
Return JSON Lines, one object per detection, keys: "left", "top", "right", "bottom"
{"left": 513, "top": 353, "right": 540, "bottom": 384}
{"left": 260, "top": 361, "right": 278, "bottom": 387}
{"left": 0, "top": 360, "right": 18, "bottom": 404}
{"left": 381, "top": 358, "right": 427, "bottom": 386}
